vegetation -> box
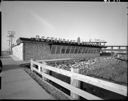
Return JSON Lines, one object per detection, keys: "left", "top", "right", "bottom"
{"left": 79, "top": 57, "right": 127, "bottom": 85}
{"left": 46, "top": 56, "right": 127, "bottom": 85}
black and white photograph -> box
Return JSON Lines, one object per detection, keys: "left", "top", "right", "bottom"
{"left": 0, "top": 0, "right": 127, "bottom": 100}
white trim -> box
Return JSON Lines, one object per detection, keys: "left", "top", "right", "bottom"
{"left": 31, "top": 60, "right": 127, "bottom": 97}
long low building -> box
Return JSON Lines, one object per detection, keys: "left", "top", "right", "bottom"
{"left": 12, "top": 37, "right": 106, "bottom": 61}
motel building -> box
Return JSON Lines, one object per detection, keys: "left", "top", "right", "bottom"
{"left": 12, "top": 36, "right": 106, "bottom": 61}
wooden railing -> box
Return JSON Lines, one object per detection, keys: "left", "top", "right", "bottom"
{"left": 30, "top": 59, "right": 127, "bottom": 100}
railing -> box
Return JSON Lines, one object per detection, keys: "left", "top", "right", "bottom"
{"left": 30, "top": 59, "right": 127, "bottom": 100}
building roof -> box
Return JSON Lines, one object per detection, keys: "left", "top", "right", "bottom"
{"left": 16, "top": 37, "right": 107, "bottom": 48}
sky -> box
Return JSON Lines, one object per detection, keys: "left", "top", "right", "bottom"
{"left": 1, "top": 1, "right": 128, "bottom": 51}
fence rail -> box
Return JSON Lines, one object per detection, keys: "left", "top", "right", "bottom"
{"left": 30, "top": 59, "right": 127, "bottom": 100}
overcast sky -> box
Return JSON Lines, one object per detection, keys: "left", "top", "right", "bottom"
{"left": 1, "top": 1, "right": 127, "bottom": 51}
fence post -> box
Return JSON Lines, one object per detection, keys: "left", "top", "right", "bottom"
{"left": 30, "top": 58, "right": 33, "bottom": 71}
{"left": 41, "top": 62, "right": 49, "bottom": 82}
{"left": 70, "top": 67, "right": 80, "bottom": 100}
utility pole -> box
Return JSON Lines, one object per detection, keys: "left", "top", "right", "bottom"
{"left": 7, "top": 31, "right": 15, "bottom": 54}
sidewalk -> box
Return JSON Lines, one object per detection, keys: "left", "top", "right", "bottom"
{"left": 0, "top": 56, "right": 55, "bottom": 99}
{"left": 1, "top": 55, "right": 29, "bottom": 65}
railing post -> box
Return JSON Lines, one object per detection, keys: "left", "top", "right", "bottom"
{"left": 30, "top": 58, "right": 33, "bottom": 71}
{"left": 38, "top": 65, "right": 41, "bottom": 73}
{"left": 41, "top": 62, "right": 49, "bottom": 81}
{"left": 70, "top": 67, "right": 80, "bottom": 100}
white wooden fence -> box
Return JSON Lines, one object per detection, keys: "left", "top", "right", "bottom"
{"left": 30, "top": 59, "right": 127, "bottom": 100}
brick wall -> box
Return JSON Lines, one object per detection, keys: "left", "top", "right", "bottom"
{"left": 24, "top": 42, "right": 100, "bottom": 61}
{"left": 24, "top": 42, "right": 50, "bottom": 60}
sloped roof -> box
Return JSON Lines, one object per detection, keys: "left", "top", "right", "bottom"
{"left": 16, "top": 37, "right": 107, "bottom": 48}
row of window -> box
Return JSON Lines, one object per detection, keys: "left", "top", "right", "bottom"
{"left": 51, "top": 45, "right": 100, "bottom": 54}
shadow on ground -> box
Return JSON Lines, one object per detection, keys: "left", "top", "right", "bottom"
{"left": 2, "top": 64, "right": 26, "bottom": 72}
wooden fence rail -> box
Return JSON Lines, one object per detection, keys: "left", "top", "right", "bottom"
{"left": 30, "top": 59, "right": 127, "bottom": 100}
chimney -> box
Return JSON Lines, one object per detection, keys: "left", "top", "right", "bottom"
{"left": 36, "top": 35, "right": 40, "bottom": 40}
{"left": 77, "top": 37, "right": 80, "bottom": 43}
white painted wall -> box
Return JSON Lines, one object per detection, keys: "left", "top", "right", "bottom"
{"left": 12, "top": 43, "right": 23, "bottom": 60}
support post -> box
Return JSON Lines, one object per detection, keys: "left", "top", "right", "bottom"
{"left": 110, "top": 46, "right": 113, "bottom": 55}
{"left": 111, "top": 46, "right": 113, "bottom": 52}
{"left": 41, "top": 62, "right": 49, "bottom": 81}
{"left": 118, "top": 46, "right": 120, "bottom": 50}
{"left": 30, "top": 58, "right": 33, "bottom": 71}
{"left": 77, "top": 47, "right": 81, "bottom": 54}
{"left": 126, "top": 46, "right": 128, "bottom": 54}
{"left": 60, "top": 46, "right": 63, "bottom": 54}
{"left": 70, "top": 67, "right": 80, "bottom": 100}
{"left": 65, "top": 46, "right": 68, "bottom": 54}
{"left": 69, "top": 46, "right": 72, "bottom": 54}
{"left": 55, "top": 45, "right": 57, "bottom": 54}
{"left": 81, "top": 47, "right": 84, "bottom": 54}
{"left": 73, "top": 46, "right": 76, "bottom": 54}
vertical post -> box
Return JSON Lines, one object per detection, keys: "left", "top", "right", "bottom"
{"left": 60, "top": 46, "right": 63, "bottom": 54}
{"left": 65, "top": 46, "right": 68, "bottom": 54}
{"left": 55, "top": 45, "right": 57, "bottom": 54}
{"left": 69, "top": 46, "right": 72, "bottom": 54}
{"left": 110, "top": 46, "right": 112, "bottom": 55}
{"left": 30, "top": 58, "right": 33, "bottom": 71}
{"left": 111, "top": 46, "right": 113, "bottom": 53}
{"left": 73, "top": 46, "right": 76, "bottom": 54}
{"left": 81, "top": 47, "right": 85, "bottom": 54}
{"left": 70, "top": 67, "right": 80, "bottom": 100}
{"left": 38, "top": 64, "right": 41, "bottom": 73}
{"left": 118, "top": 46, "right": 120, "bottom": 50}
{"left": 51, "top": 45, "right": 53, "bottom": 54}
{"left": 41, "top": 62, "right": 49, "bottom": 81}
{"left": 82, "top": 47, "right": 85, "bottom": 54}
{"left": 77, "top": 47, "right": 81, "bottom": 54}
{"left": 126, "top": 46, "right": 128, "bottom": 55}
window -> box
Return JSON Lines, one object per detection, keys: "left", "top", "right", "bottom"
{"left": 70, "top": 46, "right": 74, "bottom": 53}
{"left": 98, "top": 48, "right": 101, "bottom": 52}
{"left": 74, "top": 47, "right": 78, "bottom": 53}
{"left": 90, "top": 48, "right": 92, "bottom": 53}
{"left": 78, "top": 47, "right": 81, "bottom": 53}
{"left": 92, "top": 48, "right": 94, "bottom": 53}
{"left": 61, "top": 46, "right": 66, "bottom": 54}
{"left": 84, "top": 47, "right": 87, "bottom": 53}
{"left": 66, "top": 46, "right": 70, "bottom": 54}
{"left": 69, "top": 46, "right": 72, "bottom": 53}
{"left": 82, "top": 48, "right": 85, "bottom": 54}
{"left": 56, "top": 45, "right": 61, "bottom": 54}
{"left": 88, "top": 48, "right": 90, "bottom": 53}
{"left": 96, "top": 48, "right": 99, "bottom": 53}
{"left": 86, "top": 48, "right": 89, "bottom": 53}
{"left": 51, "top": 45, "right": 56, "bottom": 54}
{"left": 80, "top": 47, "right": 84, "bottom": 53}
{"left": 86, "top": 48, "right": 88, "bottom": 53}
{"left": 94, "top": 48, "right": 96, "bottom": 53}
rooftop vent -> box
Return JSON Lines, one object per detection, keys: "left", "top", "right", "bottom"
{"left": 41, "top": 36, "right": 45, "bottom": 39}
{"left": 77, "top": 37, "right": 80, "bottom": 43}
{"left": 35, "top": 35, "right": 40, "bottom": 40}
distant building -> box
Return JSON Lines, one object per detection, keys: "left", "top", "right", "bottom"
{"left": 12, "top": 36, "right": 106, "bottom": 61}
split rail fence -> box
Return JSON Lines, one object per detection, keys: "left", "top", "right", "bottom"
{"left": 30, "top": 59, "right": 127, "bottom": 100}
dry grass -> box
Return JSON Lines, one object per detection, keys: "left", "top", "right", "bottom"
{"left": 79, "top": 57, "right": 127, "bottom": 85}
{"left": 46, "top": 56, "right": 127, "bottom": 85}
